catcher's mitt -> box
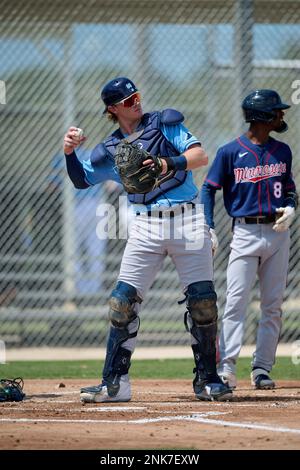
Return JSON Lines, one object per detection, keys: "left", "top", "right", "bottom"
{"left": 0, "top": 378, "right": 25, "bottom": 402}
{"left": 115, "top": 141, "right": 163, "bottom": 194}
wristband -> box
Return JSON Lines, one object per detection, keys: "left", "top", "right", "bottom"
{"left": 163, "top": 155, "right": 187, "bottom": 171}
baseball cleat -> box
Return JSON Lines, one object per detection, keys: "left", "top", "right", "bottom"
{"left": 80, "top": 375, "right": 131, "bottom": 403}
{"left": 251, "top": 368, "right": 275, "bottom": 390}
{"left": 218, "top": 371, "right": 237, "bottom": 389}
{"left": 193, "top": 376, "right": 233, "bottom": 401}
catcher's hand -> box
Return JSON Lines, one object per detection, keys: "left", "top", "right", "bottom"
{"left": 115, "top": 142, "right": 163, "bottom": 194}
{"left": 0, "top": 378, "right": 25, "bottom": 402}
{"left": 64, "top": 127, "right": 86, "bottom": 155}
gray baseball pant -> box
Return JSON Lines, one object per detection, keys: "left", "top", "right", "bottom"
{"left": 219, "top": 221, "right": 290, "bottom": 375}
{"left": 117, "top": 203, "right": 214, "bottom": 352}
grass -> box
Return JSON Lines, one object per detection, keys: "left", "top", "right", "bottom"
{"left": 0, "top": 357, "right": 298, "bottom": 380}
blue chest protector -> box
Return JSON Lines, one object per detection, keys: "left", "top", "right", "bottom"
{"left": 104, "top": 109, "right": 187, "bottom": 204}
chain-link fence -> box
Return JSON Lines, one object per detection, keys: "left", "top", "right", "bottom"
{"left": 0, "top": 0, "right": 299, "bottom": 348}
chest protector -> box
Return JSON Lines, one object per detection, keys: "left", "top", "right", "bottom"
{"left": 104, "top": 109, "right": 187, "bottom": 204}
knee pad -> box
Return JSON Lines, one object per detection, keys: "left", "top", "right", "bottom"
{"left": 108, "top": 281, "right": 142, "bottom": 328}
{"left": 186, "top": 281, "right": 218, "bottom": 325}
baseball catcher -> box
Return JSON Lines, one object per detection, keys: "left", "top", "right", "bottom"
{"left": 0, "top": 378, "right": 25, "bottom": 402}
{"left": 114, "top": 141, "right": 163, "bottom": 194}
{"left": 65, "top": 76, "right": 233, "bottom": 403}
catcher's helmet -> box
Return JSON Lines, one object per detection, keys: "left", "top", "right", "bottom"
{"left": 101, "top": 77, "right": 138, "bottom": 113}
{"left": 242, "top": 89, "right": 290, "bottom": 133}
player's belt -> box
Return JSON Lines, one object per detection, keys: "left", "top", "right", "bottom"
{"left": 235, "top": 215, "right": 276, "bottom": 224}
{"left": 136, "top": 202, "right": 196, "bottom": 218}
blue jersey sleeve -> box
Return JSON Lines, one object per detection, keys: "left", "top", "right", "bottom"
{"left": 81, "top": 146, "right": 121, "bottom": 185}
{"left": 65, "top": 146, "right": 121, "bottom": 187}
{"left": 65, "top": 152, "right": 90, "bottom": 189}
{"left": 200, "top": 147, "right": 228, "bottom": 228}
{"left": 204, "top": 147, "right": 227, "bottom": 188}
{"left": 201, "top": 182, "right": 217, "bottom": 229}
{"left": 160, "top": 122, "right": 200, "bottom": 153}
{"left": 281, "top": 146, "right": 297, "bottom": 207}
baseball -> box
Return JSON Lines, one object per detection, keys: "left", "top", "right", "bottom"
{"left": 75, "top": 127, "right": 84, "bottom": 138}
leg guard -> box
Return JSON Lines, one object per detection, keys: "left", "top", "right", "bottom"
{"left": 185, "top": 280, "right": 218, "bottom": 330}
{"left": 102, "top": 281, "right": 141, "bottom": 397}
{"left": 184, "top": 281, "right": 219, "bottom": 382}
{"left": 108, "top": 280, "right": 142, "bottom": 328}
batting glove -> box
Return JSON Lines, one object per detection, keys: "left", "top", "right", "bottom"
{"left": 209, "top": 228, "right": 219, "bottom": 255}
{"left": 273, "top": 206, "right": 295, "bottom": 232}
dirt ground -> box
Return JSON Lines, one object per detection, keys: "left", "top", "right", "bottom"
{"left": 0, "top": 379, "right": 299, "bottom": 450}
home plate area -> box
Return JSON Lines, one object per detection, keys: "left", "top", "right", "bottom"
{"left": 0, "top": 379, "right": 299, "bottom": 450}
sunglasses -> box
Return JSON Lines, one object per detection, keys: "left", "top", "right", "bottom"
{"left": 117, "top": 92, "right": 141, "bottom": 108}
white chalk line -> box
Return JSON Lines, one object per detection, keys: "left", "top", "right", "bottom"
{"left": 82, "top": 406, "right": 146, "bottom": 412}
{"left": 1, "top": 411, "right": 300, "bottom": 434}
{"left": 0, "top": 411, "right": 225, "bottom": 425}
{"left": 1, "top": 406, "right": 146, "bottom": 413}
{"left": 0, "top": 407, "right": 230, "bottom": 415}
{"left": 188, "top": 416, "right": 300, "bottom": 435}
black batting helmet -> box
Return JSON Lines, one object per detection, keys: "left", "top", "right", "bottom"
{"left": 101, "top": 77, "right": 138, "bottom": 113}
{"left": 242, "top": 89, "right": 290, "bottom": 133}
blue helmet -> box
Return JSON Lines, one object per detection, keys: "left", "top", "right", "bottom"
{"left": 242, "top": 89, "right": 290, "bottom": 133}
{"left": 101, "top": 77, "right": 138, "bottom": 113}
